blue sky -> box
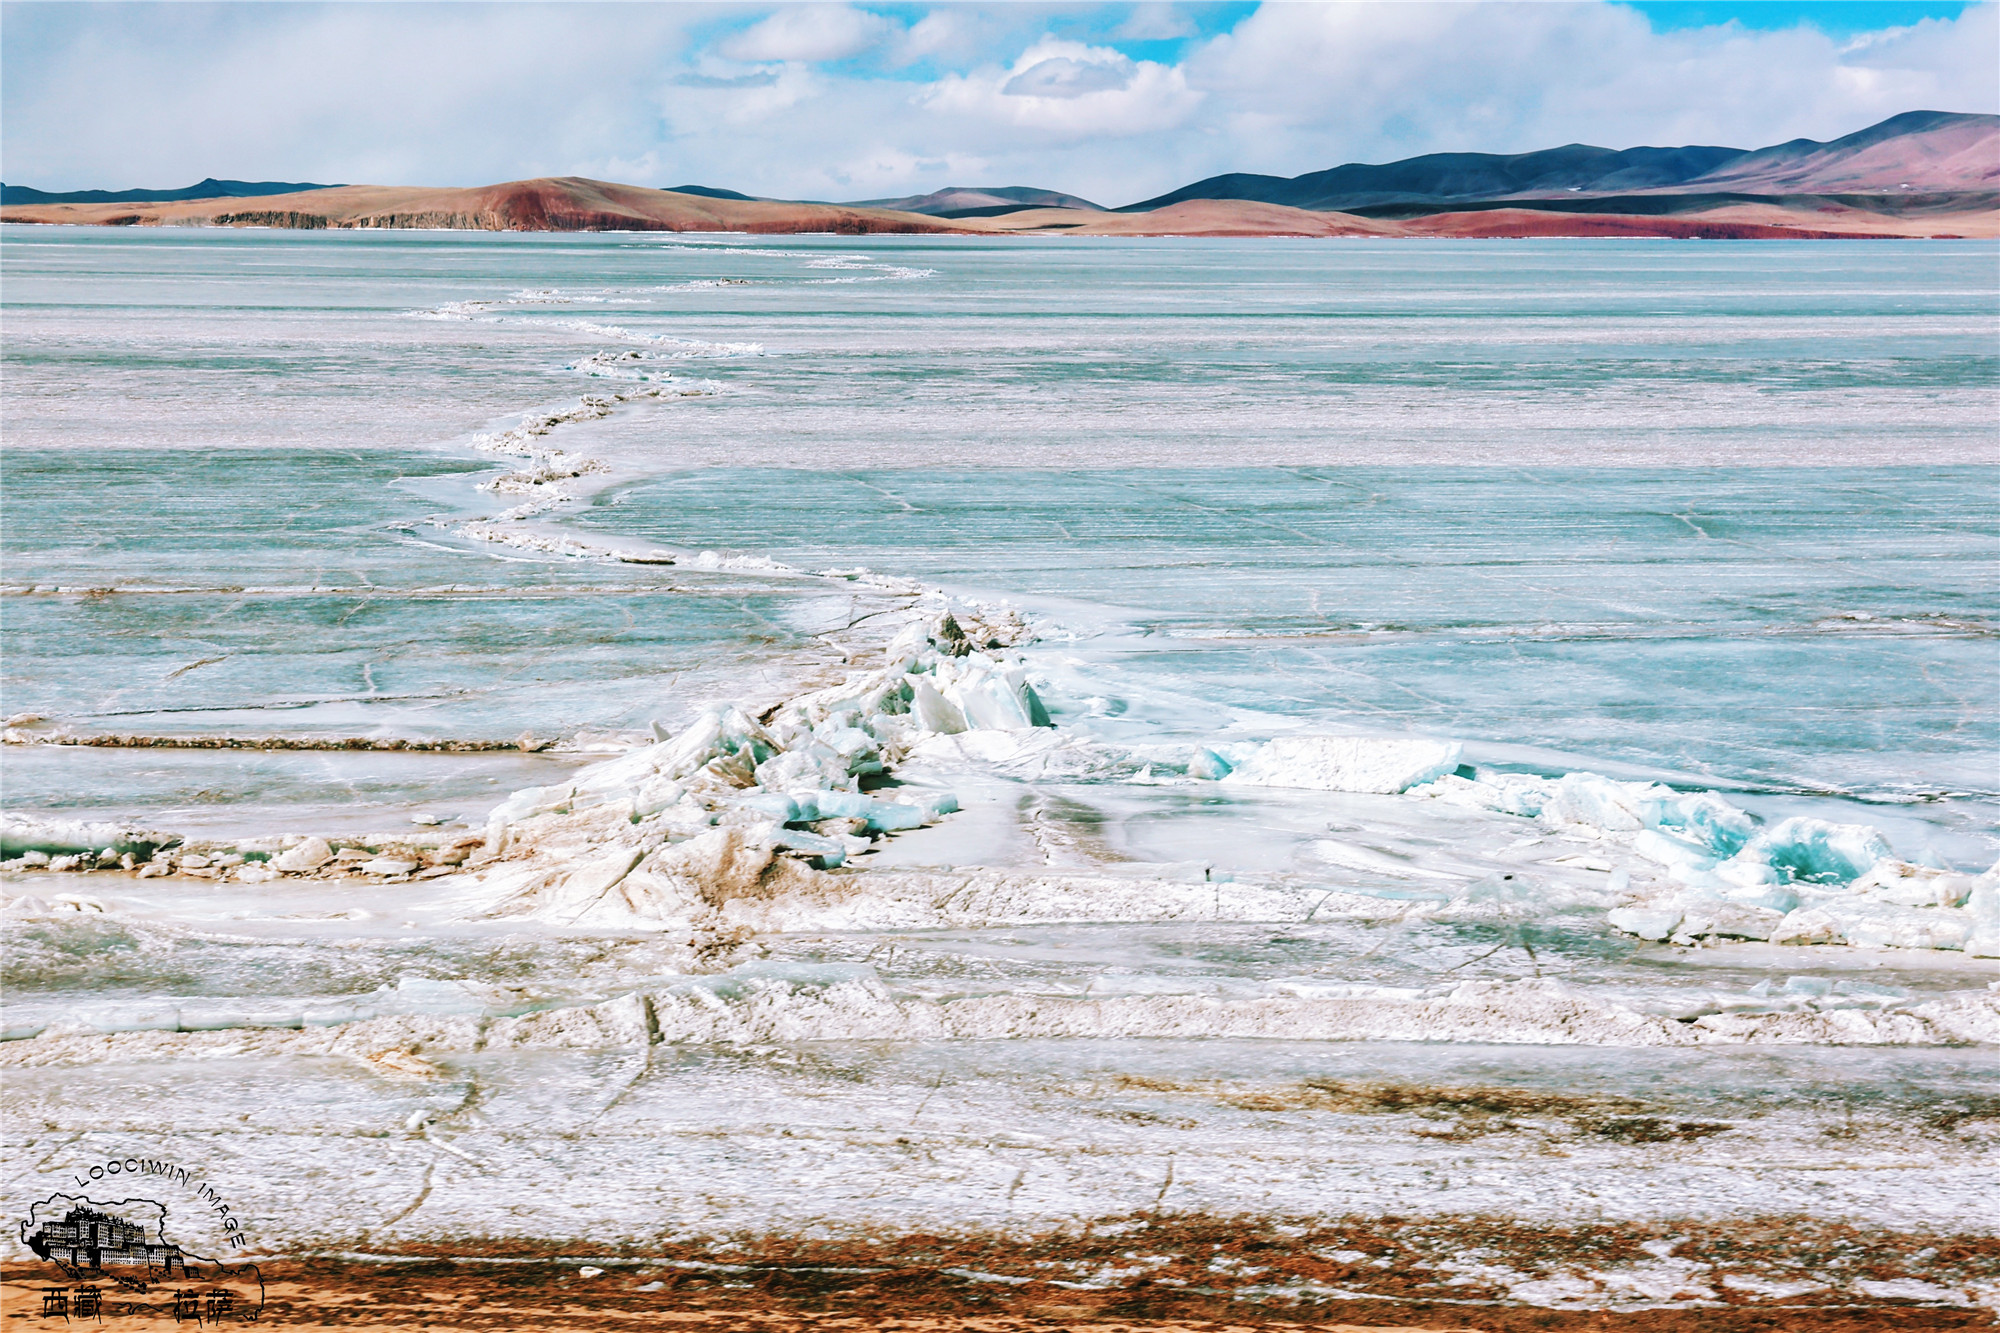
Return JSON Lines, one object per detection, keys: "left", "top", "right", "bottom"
{"left": 3, "top": 2, "right": 1994, "bottom": 201}
{"left": 1627, "top": 1, "right": 1974, "bottom": 36}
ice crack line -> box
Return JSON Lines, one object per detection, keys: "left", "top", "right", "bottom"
{"left": 411, "top": 248, "right": 936, "bottom": 553}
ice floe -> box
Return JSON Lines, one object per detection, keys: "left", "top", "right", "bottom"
{"left": 1415, "top": 768, "right": 1995, "bottom": 955}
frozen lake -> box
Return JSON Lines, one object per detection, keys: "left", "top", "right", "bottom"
{"left": 3, "top": 228, "right": 1996, "bottom": 1298}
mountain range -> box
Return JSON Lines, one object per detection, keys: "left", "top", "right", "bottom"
{"left": 1119, "top": 110, "right": 1995, "bottom": 215}
{"left": 4, "top": 111, "right": 1992, "bottom": 238}
{"left": 0, "top": 177, "right": 340, "bottom": 206}
{"left": 845, "top": 185, "right": 1107, "bottom": 218}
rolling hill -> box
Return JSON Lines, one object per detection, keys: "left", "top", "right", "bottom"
{"left": 1123, "top": 111, "right": 1997, "bottom": 216}
{"left": 4, "top": 112, "right": 1991, "bottom": 239}
{"left": 845, "top": 186, "right": 1107, "bottom": 218}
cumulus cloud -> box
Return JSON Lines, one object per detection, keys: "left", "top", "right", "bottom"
{"left": 1003, "top": 55, "right": 1135, "bottom": 98}
{"left": 1186, "top": 2, "right": 1999, "bottom": 171}
{"left": 0, "top": 4, "right": 704, "bottom": 189}
{"left": 1, "top": 2, "right": 1993, "bottom": 204}
{"left": 718, "top": 5, "right": 894, "bottom": 63}
{"left": 922, "top": 39, "right": 1201, "bottom": 139}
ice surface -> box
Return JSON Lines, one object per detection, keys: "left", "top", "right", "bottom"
{"left": 3, "top": 231, "right": 1996, "bottom": 1263}
{"left": 1221, "top": 736, "right": 1462, "bottom": 794}
{"left": 8, "top": 602, "right": 1989, "bottom": 959}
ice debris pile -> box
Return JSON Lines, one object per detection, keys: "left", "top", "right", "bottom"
{"left": 1, "top": 814, "right": 174, "bottom": 865}
{"left": 462, "top": 391, "right": 696, "bottom": 523}
{"left": 0, "top": 811, "right": 487, "bottom": 888}
{"left": 458, "top": 610, "right": 1056, "bottom": 927}
{"left": 1416, "top": 769, "right": 2000, "bottom": 955}
{"left": 0, "top": 607, "right": 1049, "bottom": 910}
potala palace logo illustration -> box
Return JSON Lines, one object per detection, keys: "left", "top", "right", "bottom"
{"left": 17, "top": 1159, "right": 263, "bottom": 1321}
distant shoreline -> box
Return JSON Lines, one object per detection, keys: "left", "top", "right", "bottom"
{"left": 3, "top": 175, "right": 1991, "bottom": 240}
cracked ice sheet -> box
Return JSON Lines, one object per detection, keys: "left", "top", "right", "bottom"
{"left": 4, "top": 1041, "right": 1996, "bottom": 1254}
{"left": 7, "top": 234, "right": 1999, "bottom": 1290}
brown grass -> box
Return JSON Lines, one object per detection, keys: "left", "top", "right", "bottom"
{"left": 8, "top": 1213, "right": 1991, "bottom": 1329}
{"left": 1108, "top": 1077, "right": 1733, "bottom": 1144}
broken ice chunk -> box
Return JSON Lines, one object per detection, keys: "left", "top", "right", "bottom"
{"left": 1966, "top": 870, "right": 2000, "bottom": 956}
{"left": 770, "top": 828, "right": 846, "bottom": 866}
{"left": 1848, "top": 859, "right": 1974, "bottom": 908}
{"left": 920, "top": 657, "right": 1052, "bottom": 733}
{"left": 818, "top": 726, "right": 884, "bottom": 776}
{"left": 1632, "top": 828, "right": 1719, "bottom": 878}
{"left": 1643, "top": 788, "right": 1755, "bottom": 858}
{"left": 795, "top": 790, "right": 873, "bottom": 822}
{"left": 1186, "top": 747, "right": 1233, "bottom": 781}
{"left": 1672, "top": 900, "right": 1785, "bottom": 940}
{"left": 737, "top": 792, "right": 801, "bottom": 823}
{"left": 272, "top": 837, "right": 334, "bottom": 872}
{"left": 909, "top": 677, "right": 966, "bottom": 734}
{"left": 1540, "top": 772, "right": 1651, "bottom": 831}
{"left": 1724, "top": 817, "right": 1892, "bottom": 888}
{"left": 1606, "top": 905, "right": 1684, "bottom": 941}
{"left": 904, "top": 790, "right": 959, "bottom": 817}
{"left": 865, "top": 803, "right": 930, "bottom": 833}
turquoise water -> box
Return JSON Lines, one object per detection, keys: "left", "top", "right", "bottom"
{"left": 581, "top": 466, "right": 1997, "bottom": 801}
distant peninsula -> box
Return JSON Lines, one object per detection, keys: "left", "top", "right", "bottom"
{"left": 5, "top": 111, "right": 1991, "bottom": 239}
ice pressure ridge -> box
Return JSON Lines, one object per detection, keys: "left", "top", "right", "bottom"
{"left": 5, "top": 592, "right": 1998, "bottom": 1060}
{"left": 6, "top": 265, "right": 1997, "bottom": 980}
{"left": 5, "top": 598, "right": 1994, "bottom": 961}
{"left": 417, "top": 284, "right": 759, "bottom": 529}
{"left": 463, "top": 607, "right": 1052, "bottom": 931}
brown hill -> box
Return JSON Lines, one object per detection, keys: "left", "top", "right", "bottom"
{"left": 1678, "top": 110, "right": 1999, "bottom": 194}
{"left": 0, "top": 177, "right": 955, "bottom": 234}
{"left": 973, "top": 197, "right": 1993, "bottom": 239}
{"left": 1405, "top": 207, "right": 1894, "bottom": 239}
{"left": 5, "top": 173, "right": 1992, "bottom": 240}
{"left": 845, "top": 186, "right": 1106, "bottom": 216}
{"left": 971, "top": 200, "right": 1399, "bottom": 237}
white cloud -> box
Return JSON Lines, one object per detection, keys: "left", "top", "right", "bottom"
{"left": 1183, "top": 2, "right": 1999, "bottom": 174}
{"left": 896, "top": 11, "right": 971, "bottom": 63}
{"left": 1003, "top": 55, "right": 1135, "bottom": 98}
{"left": 921, "top": 39, "right": 1202, "bottom": 140}
{"left": 718, "top": 6, "right": 895, "bottom": 63}
{"left": 1115, "top": 4, "right": 1197, "bottom": 41}
{"left": 2, "top": 2, "right": 1993, "bottom": 205}
{"left": 0, "top": 5, "right": 707, "bottom": 189}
